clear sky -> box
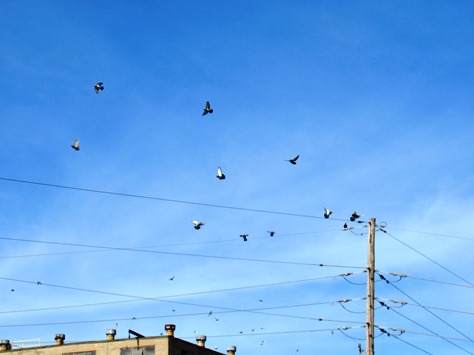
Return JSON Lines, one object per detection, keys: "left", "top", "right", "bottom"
{"left": 1, "top": 1, "right": 473, "bottom": 354}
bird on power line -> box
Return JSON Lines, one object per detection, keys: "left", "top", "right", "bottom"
{"left": 71, "top": 139, "right": 80, "bottom": 151}
{"left": 350, "top": 210, "right": 360, "bottom": 221}
{"left": 193, "top": 221, "right": 205, "bottom": 230}
{"left": 324, "top": 208, "right": 332, "bottom": 219}
{"left": 343, "top": 223, "right": 349, "bottom": 230}
{"left": 285, "top": 155, "right": 299, "bottom": 165}
{"left": 202, "top": 101, "right": 213, "bottom": 116}
{"left": 240, "top": 234, "right": 248, "bottom": 242}
{"left": 94, "top": 82, "right": 104, "bottom": 94}
{"left": 267, "top": 230, "right": 276, "bottom": 237}
{"left": 216, "top": 167, "right": 226, "bottom": 180}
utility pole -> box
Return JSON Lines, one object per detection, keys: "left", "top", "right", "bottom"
{"left": 366, "top": 218, "right": 376, "bottom": 355}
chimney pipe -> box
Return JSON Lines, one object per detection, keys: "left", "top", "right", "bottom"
{"left": 196, "top": 335, "right": 207, "bottom": 347}
{"left": 165, "top": 324, "right": 176, "bottom": 337}
{"left": 227, "top": 345, "right": 237, "bottom": 355}
{"left": 55, "top": 334, "right": 65, "bottom": 345}
{"left": 0, "top": 340, "right": 11, "bottom": 352}
{"left": 106, "top": 329, "right": 116, "bottom": 341}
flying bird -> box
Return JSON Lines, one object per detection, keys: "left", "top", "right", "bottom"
{"left": 216, "top": 167, "right": 226, "bottom": 180}
{"left": 169, "top": 276, "right": 175, "bottom": 281}
{"left": 193, "top": 221, "right": 205, "bottom": 230}
{"left": 94, "top": 82, "right": 104, "bottom": 94}
{"left": 324, "top": 208, "right": 332, "bottom": 219}
{"left": 240, "top": 234, "right": 248, "bottom": 242}
{"left": 71, "top": 139, "right": 80, "bottom": 151}
{"left": 350, "top": 210, "right": 360, "bottom": 222}
{"left": 202, "top": 101, "right": 213, "bottom": 115}
{"left": 267, "top": 231, "right": 275, "bottom": 237}
{"left": 286, "top": 155, "right": 299, "bottom": 165}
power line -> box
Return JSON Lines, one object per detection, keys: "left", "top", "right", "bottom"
{"left": 377, "top": 275, "right": 473, "bottom": 347}
{"left": 383, "top": 230, "right": 473, "bottom": 286}
{"left": 388, "top": 226, "right": 474, "bottom": 242}
{"left": 0, "top": 273, "right": 365, "bottom": 315}
{"left": 0, "top": 177, "right": 344, "bottom": 221}
{"left": 0, "top": 235, "right": 366, "bottom": 269}
{"left": 382, "top": 272, "right": 474, "bottom": 289}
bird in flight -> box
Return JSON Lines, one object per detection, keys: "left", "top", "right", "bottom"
{"left": 324, "top": 208, "right": 332, "bottom": 219}
{"left": 193, "top": 221, "right": 205, "bottom": 230}
{"left": 286, "top": 155, "right": 299, "bottom": 165}
{"left": 350, "top": 210, "right": 360, "bottom": 221}
{"left": 267, "top": 231, "right": 275, "bottom": 237}
{"left": 94, "top": 82, "right": 104, "bottom": 94}
{"left": 216, "top": 167, "right": 226, "bottom": 180}
{"left": 202, "top": 101, "right": 213, "bottom": 116}
{"left": 71, "top": 139, "right": 80, "bottom": 151}
{"left": 169, "top": 276, "right": 175, "bottom": 281}
{"left": 240, "top": 234, "right": 248, "bottom": 242}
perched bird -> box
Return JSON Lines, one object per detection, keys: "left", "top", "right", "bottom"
{"left": 193, "top": 221, "right": 205, "bottom": 230}
{"left": 267, "top": 231, "right": 276, "bottom": 237}
{"left": 94, "top": 82, "right": 104, "bottom": 94}
{"left": 71, "top": 139, "right": 80, "bottom": 151}
{"left": 324, "top": 208, "right": 332, "bottom": 219}
{"left": 202, "top": 101, "right": 213, "bottom": 116}
{"left": 240, "top": 234, "right": 248, "bottom": 242}
{"left": 37, "top": 281, "right": 42, "bottom": 285}
{"left": 286, "top": 155, "right": 299, "bottom": 165}
{"left": 216, "top": 167, "right": 226, "bottom": 180}
{"left": 350, "top": 210, "right": 360, "bottom": 222}
{"left": 343, "top": 223, "right": 349, "bottom": 231}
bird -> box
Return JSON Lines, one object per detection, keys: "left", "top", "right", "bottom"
{"left": 216, "top": 167, "right": 226, "bottom": 180}
{"left": 71, "top": 139, "right": 80, "bottom": 151}
{"left": 202, "top": 101, "right": 213, "bottom": 115}
{"left": 324, "top": 208, "right": 332, "bottom": 219}
{"left": 193, "top": 221, "right": 205, "bottom": 230}
{"left": 240, "top": 234, "right": 248, "bottom": 242}
{"left": 267, "top": 231, "right": 276, "bottom": 237}
{"left": 343, "top": 223, "right": 349, "bottom": 230}
{"left": 208, "top": 311, "right": 213, "bottom": 316}
{"left": 169, "top": 276, "right": 175, "bottom": 281}
{"left": 94, "top": 82, "right": 104, "bottom": 94}
{"left": 37, "top": 281, "right": 42, "bottom": 285}
{"left": 350, "top": 210, "right": 360, "bottom": 221}
{"left": 286, "top": 155, "right": 299, "bottom": 165}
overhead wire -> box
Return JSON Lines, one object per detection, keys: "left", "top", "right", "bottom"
{"left": 0, "top": 235, "right": 366, "bottom": 269}
{"left": 377, "top": 275, "right": 473, "bottom": 342}
{"left": 382, "top": 230, "right": 473, "bottom": 286}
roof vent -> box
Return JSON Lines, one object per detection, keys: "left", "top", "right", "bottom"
{"left": 165, "top": 324, "right": 176, "bottom": 337}
{"left": 196, "top": 335, "right": 207, "bottom": 347}
{"left": 0, "top": 340, "right": 11, "bottom": 352}
{"left": 106, "top": 329, "right": 116, "bottom": 341}
{"left": 55, "top": 334, "right": 65, "bottom": 346}
{"left": 227, "top": 345, "right": 237, "bottom": 355}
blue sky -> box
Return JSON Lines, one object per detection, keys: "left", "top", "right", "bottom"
{"left": 1, "top": 1, "right": 474, "bottom": 354}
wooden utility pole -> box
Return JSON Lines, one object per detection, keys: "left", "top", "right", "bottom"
{"left": 366, "top": 218, "right": 376, "bottom": 355}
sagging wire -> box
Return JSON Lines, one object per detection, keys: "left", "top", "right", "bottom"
{"left": 339, "top": 271, "right": 368, "bottom": 285}
{"left": 336, "top": 326, "right": 366, "bottom": 341}
{"left": 335, "top": 298, "right": 377, "bottom": 314}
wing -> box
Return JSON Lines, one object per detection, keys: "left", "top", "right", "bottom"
{"left": 293, "top": 155, "right": 299, "bottom": 161}
{"left": 206, "top": 101, "right": 211, "bottom": 110}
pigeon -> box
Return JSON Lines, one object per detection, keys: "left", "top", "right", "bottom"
{"left": 94, "top": 82, "right": 104, "bottom": 94}
{"left": 343, "top": 223, "right": 349, "bottom": 231}
{"left": 193, "top": 221, "right": 205, "bottom": 230}
{"left": 240, "top": 234, "right": 248, "bottom": 242}
{"left": 71, "top": 139, "right": 80, "bottom": 151}
{"left": 216, "top": 167, "right": 226, "bottom": 180}
{"left": 324, "top": 208, "right": 332, "bottom": 219}
{"left": 267, "top": 231, "right": 276, "bottom": 237}
{"left": 286, "top": 155, "right": 299, "bottom": 165}
{"left": 350, "top": 210, "right": 360, "bottom": 222}
{"left": 202, "top": 101, "right": 213, "bottom": 116}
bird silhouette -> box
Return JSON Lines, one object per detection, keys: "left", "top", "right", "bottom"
{"left": 94, "top": 82, "right": 104, "bottom": 94}
{"left": 350, "top": 210, "right": 360, "bottom": 221}
{"left": 343, "top": 223, "right": 349, "bottom": 230}
{"left": 267, "top": 231, "right": 275, "bottom": 237}
{"left": 202, "top": 101, "right": 213, "bottom": 115}
{"left": 216, "top": 167, "right": 226, "bottom": 180}
{"left": 240, "top": 234, "right": 248, "bottom": 241}
{"left": 286, "top": 155, "right": 299, "bottom": 165}
{"left": 324, "top": 208, "right": 332, "bottom": 219}
{"left": 193, "top": 221, "right": 205, "bottom": 230}
{"left": 71, "top": 139, "right": 80, "bottom": 151}
{"left": 169, "top": 276, "right": 175, "bottom": 281}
